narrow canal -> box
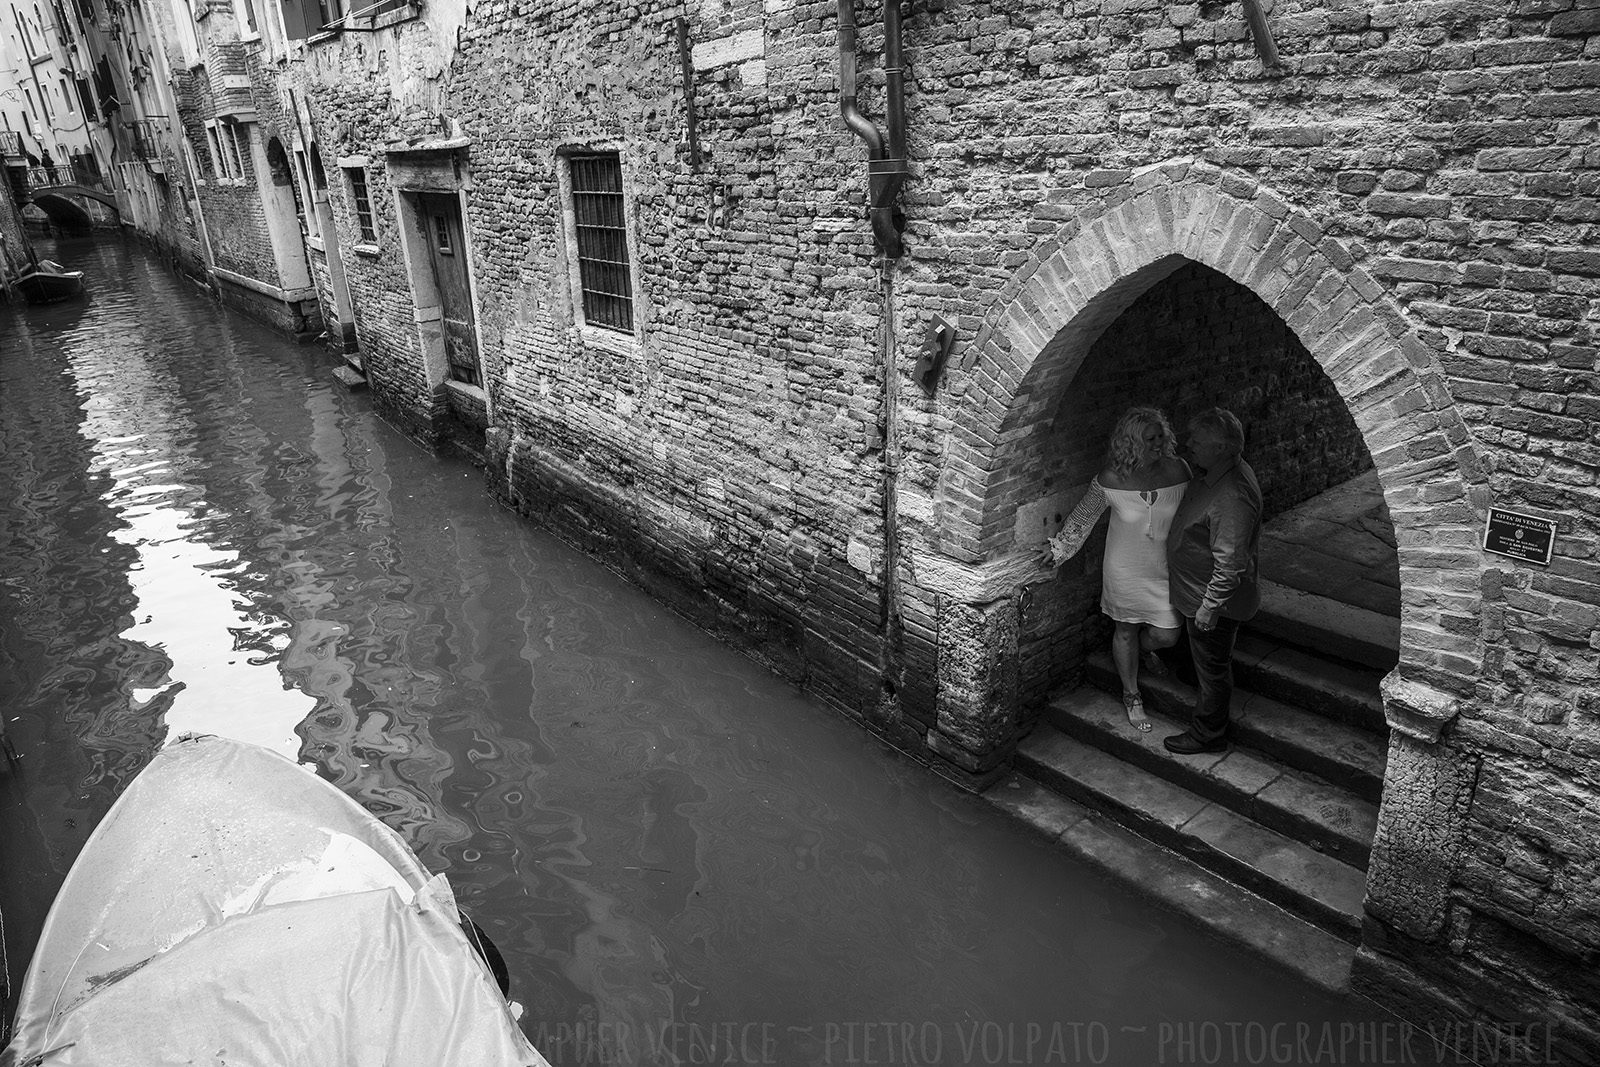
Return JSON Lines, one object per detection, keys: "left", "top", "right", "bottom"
{"left": 1, "top": 237, "right": 1395, "bottom": 1066}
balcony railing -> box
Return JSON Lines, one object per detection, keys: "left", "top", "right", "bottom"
{"left": 27, "top": 165, "right": 79, "bottom": 186}
{"left": 23, "top": 164, "right": 113, "bottom": 195}
{"left": 121, "top": 118, "right": 167, "bottom": 164}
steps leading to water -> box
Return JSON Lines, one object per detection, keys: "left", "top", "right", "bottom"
{"left": 988, "top": 471, "right": 1399, "bottom": 994}
{"left": 986, "top": 773, "right": 1358, "bottom": 995}
{"left": 1044, "top": 678, "right": 1379, "bottom": 868}
{"left": 332, "top": 364, "right": 368, "bottom": 391}
{"left": 1086, "top": 654, "right": 1387, "bottom": 805}
{"left": 1018, "top": 719, "right": 1367, "bottom": 939}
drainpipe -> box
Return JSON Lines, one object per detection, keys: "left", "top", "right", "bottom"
{"left": 879, "top": 263, "right": 903, "bottom": 674}
{"left": 1240, "top": 0, "right": 1282, "bottom": 67}
{"left": 881, "top": 0, "right": 907, "bottom": 221}
{"left": 838, "top": 0, "right": 911, "bottom": 693}
{"left": 836, "top": 0, "right": 908, "bottom": 259}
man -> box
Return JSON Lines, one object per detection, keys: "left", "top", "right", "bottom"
{"left": 1163, "top": 408, "right": 1263, "bottom": 755}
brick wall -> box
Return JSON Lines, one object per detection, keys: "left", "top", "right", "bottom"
{"left": 250, "top": 0, "right": 1600, "bottom": 1050}
{"left": 289, "top": 58, "right": 450, "bottom": 435}
{"left": 179, "top": 62, "right": 280, "bottom": 286}
{"left": 0, "top": 187, "right": 28, "bottom": 284}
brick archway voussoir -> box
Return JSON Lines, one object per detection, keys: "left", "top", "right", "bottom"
{"left": 946, "top": 166, "right": 1490, "bottom": 560}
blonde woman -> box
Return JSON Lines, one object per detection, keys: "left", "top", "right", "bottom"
{"left": 1040, "top": 408, "right": 1192, "bottom": 732}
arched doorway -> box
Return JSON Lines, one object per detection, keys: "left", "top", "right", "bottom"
{"left": 250, "top": 134, "right": 318, "bottom": 338}
{"left": 909, "top": 161, "right": 1489, "bottom": 986}
{"left": 1031, "top": 260, "right": 1398, "bottom": 702}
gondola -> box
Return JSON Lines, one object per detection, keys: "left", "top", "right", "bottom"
{"left": 0, "top": 733, "right": 549, "bottom": 1067}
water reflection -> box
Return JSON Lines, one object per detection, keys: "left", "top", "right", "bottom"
{"left": 0, "top": 236, "right": 1395, "bottom": 1064}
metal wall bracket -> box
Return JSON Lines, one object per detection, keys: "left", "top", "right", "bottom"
{"left": 914, "top": 316, "right": 955, "bottom": 391}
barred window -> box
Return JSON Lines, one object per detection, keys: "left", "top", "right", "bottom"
{"left": 568, "top": 152, "right": 633, "bottom": 334}
{"left": 346, "top": 166, "right": 375, "bottom": 243}
{"left": 223, "top": 123, "right": 250, "bottom": 178}
{"left": 205, "top": 125, "right": 225, "bottom": 177}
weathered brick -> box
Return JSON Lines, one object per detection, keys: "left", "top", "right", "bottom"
{"left": 1549, "top": 7, "right": 1600, "bottom": 34}
{"left": 1527, "top": 90, "right": 1600, "bottom": 116}
{"left": 1250, "top": 125, "right": 1329, "bottom": 147}
{"left": 1337, "top": 171, "right": 1380, "bottom": 195}
{"left": 1547, "top": 249, "right": 1600, "bottom": 276}
{"left": 1373, "top": 257, "right": 1461, "bottom": 283}
{"left": 1476, "top": 146, "right": 1575, "bottom": 171}
{"left": 1368, "top": 193, "right": 1454, "bottom": 217}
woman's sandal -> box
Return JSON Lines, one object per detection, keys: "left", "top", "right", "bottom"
{"left": 1122, "top": 691, "right": 1153, "bottom": 733}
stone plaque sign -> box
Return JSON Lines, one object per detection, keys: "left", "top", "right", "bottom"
{"left": 1483, "top": 507, "right": 1556, "bottom": 566}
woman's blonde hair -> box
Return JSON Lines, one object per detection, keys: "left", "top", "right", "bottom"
{"left": 1107, "top": 407, "right": 1176, "bottom": 477}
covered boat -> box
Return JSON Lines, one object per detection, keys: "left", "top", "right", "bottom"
{"left": 0, "top": 734, "right": 549, "bottom": 1067}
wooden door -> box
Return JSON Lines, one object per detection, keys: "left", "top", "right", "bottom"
{"left": 418, "top": 192, "right": 480, "bottom": 386}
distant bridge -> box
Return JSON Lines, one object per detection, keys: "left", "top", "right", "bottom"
{"left": 23, "top": 167, "right": 122, "bottom": 228}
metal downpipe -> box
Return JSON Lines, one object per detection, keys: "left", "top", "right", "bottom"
{"left": 836, "top": 0, "right": 907, "bottom": 258}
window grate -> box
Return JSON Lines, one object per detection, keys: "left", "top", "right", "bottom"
{"left": 347, "top": 167, "right": 375, "bottom": 242}
{"left": 569, "top": 153, "right": 632, "bottom": 334}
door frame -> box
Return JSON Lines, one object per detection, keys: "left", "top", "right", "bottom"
{"left": 385, "top": 143, "right": 491, "bottom": 425}
{"left": 415, "top": 190, "right": 481, "bottom": 388}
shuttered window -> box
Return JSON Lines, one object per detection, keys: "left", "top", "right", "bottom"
{"left": 568, "top": 152, "right": 632, "bottom": 334}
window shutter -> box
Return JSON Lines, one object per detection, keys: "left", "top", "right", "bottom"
{"left": 279, "top": 0, "right": 317, "bottom": 39}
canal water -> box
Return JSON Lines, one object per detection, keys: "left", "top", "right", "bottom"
{"left": 1, "top": 237, "right": 1397, "bottom": 1066}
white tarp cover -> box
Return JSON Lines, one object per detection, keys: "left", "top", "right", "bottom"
{"left": 2, "top": 734, "right": 550, "bottom": 1067}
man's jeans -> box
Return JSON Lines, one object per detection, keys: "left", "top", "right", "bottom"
{"left": 1185, "top": 614, "right": 1241, "bottom": 742}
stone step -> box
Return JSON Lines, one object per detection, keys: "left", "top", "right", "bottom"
{"left": 332, "top": 365, "right": 368, "bottom": 392}
{"left": 1086, "top": 653, "right": 1386, "bottom": 803}
{"left": 1014, "top": 729, "right": 1368, "bottom": 943}
{"left": 1257, "top": 539, "right": 1400, "bottom": 621}
{"left": 1232, "top": 631, "right": 1389, "bottom": 733}
{"left": 1246, "top": 580, "right": 1400, "bottom": 672}
{"left": 1256, "top": 468, "right": 1400, "bottom": 624}
{"left": 1045, "top": 687, "right": 1378, "bottom": 869}
{"left": 985, "top": 775, "right": 1356, "bottom": 994}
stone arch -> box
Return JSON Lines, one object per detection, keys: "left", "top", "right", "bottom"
{"left": 29, "top": 192, "right": 95, "bottom": 230}
{"left": 934, "top": 159, "right": 1488, "bottom": 738}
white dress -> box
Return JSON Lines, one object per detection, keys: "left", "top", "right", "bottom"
{"left": 1048, "top": 477, "right": 1188, "bottom": 629}
{"left": 1101, "top": 484, "right": 1185, "bottom": 628}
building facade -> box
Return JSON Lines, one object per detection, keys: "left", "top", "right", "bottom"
{"left": 1, "top": 0, "right": 100, "bottom": 182}
{"left": 280, "top": 0, "right": 1600, "bottom": 1049}
{"left": 8, "top": 0, "right": 1599, "bottom": 1054}
{"left": 0, "top": 0, "right": 149, "bottom": 234}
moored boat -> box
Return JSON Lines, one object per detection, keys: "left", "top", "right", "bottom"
{"left": 13, "top": 261, "right": 85, "bottom": 304}
{"left": 0, "top": 733, "right": 550, "bottom": 1067}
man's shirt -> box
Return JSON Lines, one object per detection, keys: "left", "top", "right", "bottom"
{"left": 1166, "top": 455, "right": 1262, "bottom": 620}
